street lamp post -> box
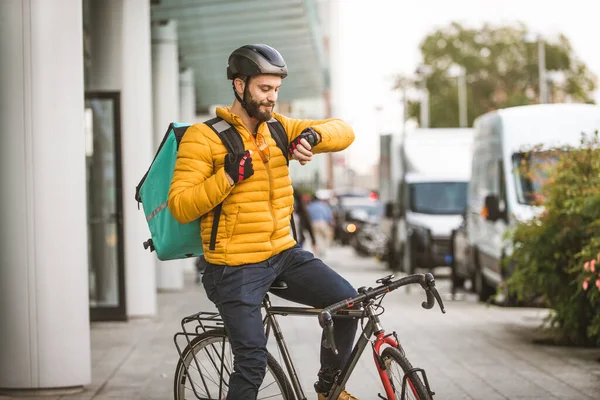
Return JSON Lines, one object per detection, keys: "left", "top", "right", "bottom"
{"left": 416, "top": 64, "right": 433, "bottom": 128}
{"left": 537, "top": 37, "right": 548, "bottom": 104}
{"left": 526, "top": 33, "right": 548, "bottom": 104}
{"left": 458, "top": 70, "right": 467, "bottom": 127}
{"left": 448, "top": 64, "right": 468, "bottom": 127}
{"left": 420, "top": 80, "right": 429, "bottom": 128}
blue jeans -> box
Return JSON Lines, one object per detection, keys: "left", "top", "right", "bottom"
{"left": 202, "top": 245, "right": 358, "bottom": 400}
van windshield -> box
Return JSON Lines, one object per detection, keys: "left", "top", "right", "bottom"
{"left": 408, "top": 182, "right": 468, "bottom": 215}
{"left": 512, "top": 151, "right": 560, "bottom": 205}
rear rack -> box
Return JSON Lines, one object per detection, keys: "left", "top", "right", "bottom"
{"left": 173, "top": 311, "right": 226, "bottom": 399}
{"left": 174, "top": 310, "right": 224, "bottom": 354}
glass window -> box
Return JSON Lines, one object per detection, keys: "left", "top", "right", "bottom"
{"left": 511, "top": 151, "right": 560, "bottom": 205}
{"left": 409, "top": 182, "right": 468, "bottom": 215}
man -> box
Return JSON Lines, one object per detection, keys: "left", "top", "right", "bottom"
{"left": 307, "top": 193, "right": 335, "bottom": 257}
{"left": 168, "top": 44, "right": 358, "bottom": 400}
{"left": 293, "top": 188, "right": 318, "bottom": 253}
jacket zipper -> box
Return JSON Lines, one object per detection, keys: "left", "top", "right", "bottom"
{"left": 265, "top": 163, "right": 276, "bottom": 241}
{"left": 252, "top": 135, "right": 277, "bottom": 243}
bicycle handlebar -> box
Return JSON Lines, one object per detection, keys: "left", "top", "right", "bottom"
{"left": 318, "top": 273, "right": 446, "bottom": 355}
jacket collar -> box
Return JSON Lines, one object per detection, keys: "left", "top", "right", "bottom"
{"left": 216, "top": 106, "right": 276, "bottom": 139}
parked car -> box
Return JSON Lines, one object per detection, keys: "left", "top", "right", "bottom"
{"left": 334, "top": 196, "right": 383, "bottom": 246}
{"left": 351, "top": 216, "right": 388, "bottom": 258}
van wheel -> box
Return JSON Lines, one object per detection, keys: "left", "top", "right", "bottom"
{"left": 474, "top": 251, "right": 495, "bottom": 302}
{"left": 449, "top": 231, "right": 465, "bottom": 291}
{"left": 498, "top": 258, "right": 520, "bottom": 306}
{"left": 387, "top": 246, "right": 398, "bottom": 271}
{"left": 387, "top": 239, "right": 402, "bottom": 271}
{"left": 451, "top": 270, "right": 466, "bottom": 290}
{"left": 403, "top": 236, "right": 413, "bottom": 275}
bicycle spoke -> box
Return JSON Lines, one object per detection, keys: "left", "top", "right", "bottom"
{"left": 257, "top": 392, "right": 286, "bottom": 400}
{"left": 257, "top": 378, "right": 278, "bottom": 393}
{"left": 190, "top": 349, "right": 230, "bottom": 387}
{"left": 185, "top": 363, "right": 224, "bottom": 389}
{"left": 176, "top": 333, "right": 290, "bottom": 400}
{"left": 390, "top": 364, "right": 419, "bottom": 399}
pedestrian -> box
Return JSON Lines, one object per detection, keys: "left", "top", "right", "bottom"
{"left": 168, "top": 44, "right": 358, "bottom": 400}
{"left": 307, "top": 193, "right": 335, "bottom": 257}
{"left": 293, "top": 188, "right": 318, "bottom": 254}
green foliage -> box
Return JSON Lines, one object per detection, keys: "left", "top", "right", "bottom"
{"left": 399, "top": 22, "right": 598, "bottom": 128}
{"left": 504, "top": 132, "right": 600, "bottom": 346}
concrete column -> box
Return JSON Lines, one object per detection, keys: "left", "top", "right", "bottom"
{"left": 152, "top": 20, "right": 185, "bottom": 290}
{"left": 179, "top": 68, "right": 197, "bottom": 123}
{"left": 88, "top": 0, "right": 157, "bottom": 317}
{"left": 0, "top": 0, "right": 91, "bottom": 391}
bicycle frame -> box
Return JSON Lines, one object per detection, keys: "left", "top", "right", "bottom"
{"left": 173, "top": 292, "right": 434, "bottom": 400}
{"left": 263, "top": 294, "right": 402, "bottom": 400}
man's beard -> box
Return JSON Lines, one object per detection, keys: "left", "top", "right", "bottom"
{"left": 243, "top": 89, "right": 275, "bottom": 122}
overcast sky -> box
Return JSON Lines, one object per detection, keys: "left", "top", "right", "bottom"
{"left": 326, "top": 0, "right": 600, "bottom": 174}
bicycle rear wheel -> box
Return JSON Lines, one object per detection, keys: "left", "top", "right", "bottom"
{"left": 173, "top": 329, "right": 294, "bottom": 400}
{"left": 380, "top": 347, "right": 432, "bottom": 400}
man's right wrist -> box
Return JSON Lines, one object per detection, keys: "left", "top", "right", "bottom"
{"left": 225, "top": 172, "right": 235, "bottom": 186}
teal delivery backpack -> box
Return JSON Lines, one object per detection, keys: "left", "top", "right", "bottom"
{"left": 135, "top": 122, "right": 202, "bottom": 261}
{"left": 135, "top": 118, "right": 289, "bottom": 261}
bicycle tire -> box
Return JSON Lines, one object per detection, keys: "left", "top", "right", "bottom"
{"left": 173, "top": 329, "right": 295, "bottom": 400}
{"left": 381, "top": 347, "right": 432, "bottom": 400}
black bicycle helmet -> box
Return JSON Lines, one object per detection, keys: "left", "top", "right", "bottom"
{"left": 227, "top": 44, "right": 288, "bottom": 79}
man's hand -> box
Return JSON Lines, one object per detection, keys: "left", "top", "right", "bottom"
{"left": 288, "top": 128, "right": 321, "bottom": 165}
{"left": 224, "top": 150, "right": 254, "bottom": 185}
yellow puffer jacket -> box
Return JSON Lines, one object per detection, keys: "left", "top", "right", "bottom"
{"left": 168, "top": 107, "right": 354, "bottom": 266}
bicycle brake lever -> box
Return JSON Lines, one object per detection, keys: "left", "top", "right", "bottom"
{"left": 432, "top": 287, "right": 446, "bottom": 314}
{"left": 324, "top": 322, "right": 338, "bottom": 355}
{"left": 319, "top": 311, "right": 338, "bottom": 355}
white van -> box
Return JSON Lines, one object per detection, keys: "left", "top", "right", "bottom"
{"left": 382, "top": 128, "right": 473, "bottom": 273}
{"left": 467, "top": 104, "right": 600, "bottom": 301}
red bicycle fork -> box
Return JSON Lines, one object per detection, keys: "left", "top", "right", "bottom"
{"left": 373, "top": 331, "right": 414, "bottom": 400}
{"left": 373, "top": 332, "right": 399, "bottom": 399}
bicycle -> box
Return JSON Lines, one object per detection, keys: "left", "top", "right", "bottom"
{"left": 173, "top": 272, "right": 446, "bottom": 400}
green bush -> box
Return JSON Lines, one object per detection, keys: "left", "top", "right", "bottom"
{"left": 504, "top": 132, "right": 600, "bottom": 346}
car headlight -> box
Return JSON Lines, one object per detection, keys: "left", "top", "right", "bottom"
{"left": 346, "top": 223, "right": 357, "bottom": 233}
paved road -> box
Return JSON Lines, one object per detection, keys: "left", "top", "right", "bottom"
{"left": 3, "top": 246, "right": 600, "bottom": 400}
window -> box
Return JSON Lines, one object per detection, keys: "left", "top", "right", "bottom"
{"left": 511, "top": 151, "right": 560, "bottom": 205}
{"left": 409, "top": 182, "right": 468, "bottom": 215}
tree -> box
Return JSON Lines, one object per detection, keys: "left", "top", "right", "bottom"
{"left": 398, "top": 22, "right": 598, "bottom": 128}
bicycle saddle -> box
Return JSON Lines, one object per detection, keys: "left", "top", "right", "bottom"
{"left": 270, "top": 280, "right": 288, "bottom": 290}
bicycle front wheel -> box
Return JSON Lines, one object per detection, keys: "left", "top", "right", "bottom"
{"left": 173, "top": 329, "right": 294, "bottom": 400}
{"left": 380, "top": 347, "right": 432, "bottom": 400}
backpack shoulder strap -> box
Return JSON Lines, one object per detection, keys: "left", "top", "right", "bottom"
{"left": 267, "top": 118, "right": 289, "bottom": 166}
{"left": 204, "top": 117, "right": 245, "bottom": 154}
{"left": 203, "top": 117, "right": 245, "bottom": 251}
{"left": 266, "top": 118, "right": 296, "bottom": 240}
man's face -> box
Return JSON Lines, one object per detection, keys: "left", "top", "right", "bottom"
{"left": 242, "top": 74, "right": 281, "bottom": 122}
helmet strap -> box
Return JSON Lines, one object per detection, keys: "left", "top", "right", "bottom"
{"left": 233, "top": 80, "right": 245, "bottom": 107}
{"left": 233, "top": 76, "right": 258, "bottom": 120}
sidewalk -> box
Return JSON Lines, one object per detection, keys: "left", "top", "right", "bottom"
{"left": 4, "top": 247, "right": 600, "bottom": 399}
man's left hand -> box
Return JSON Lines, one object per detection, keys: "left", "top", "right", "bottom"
{"left": 288, "top": 128, "right": 321, "bottom": 165}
